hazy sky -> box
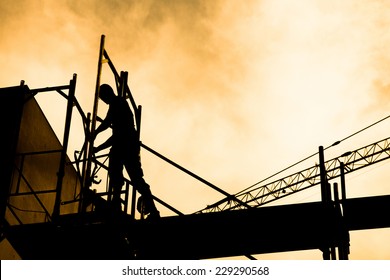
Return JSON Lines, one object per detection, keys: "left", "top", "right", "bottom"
{"left": 2, "top": 0, "right": 390, "bottom": 260}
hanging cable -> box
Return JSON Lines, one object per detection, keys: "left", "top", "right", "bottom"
{"left": 324, "top": 113, "right": 390, "bottom": 150}
{"left": 236, "top": 113, "right": 390, "bottom": 195}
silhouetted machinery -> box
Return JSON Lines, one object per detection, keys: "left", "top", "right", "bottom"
{"left": 1, "top": 35, "right": 390, "bottom": 260}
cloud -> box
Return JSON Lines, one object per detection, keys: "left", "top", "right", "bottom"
{"left": 3, "top": 0, "right": 390, "bottom": 258}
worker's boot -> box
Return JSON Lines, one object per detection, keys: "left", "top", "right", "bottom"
{"left": 137, "top": 195, "right": 160, "bottom": 220}
{"left": 146, "top": 210, "right": 160, "bottom": 221}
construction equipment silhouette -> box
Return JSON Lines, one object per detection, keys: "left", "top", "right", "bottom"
{"left": 1, "top": 35, "right": 390, "bottom": 260}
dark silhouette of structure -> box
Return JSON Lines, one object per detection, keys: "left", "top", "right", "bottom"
{"left": 1, "top": 35, "right": 390, "bottom": 260}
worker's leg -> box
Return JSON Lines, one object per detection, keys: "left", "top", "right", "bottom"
{"left": 108, "top": 149, "right": 125, "bottom": 211}
{"left": 124, "top": 154, "right": 159, "bottom": 217}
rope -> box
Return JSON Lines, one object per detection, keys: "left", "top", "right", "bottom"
{"left": 236, "top": 113, "right": 390, "bottom": 195}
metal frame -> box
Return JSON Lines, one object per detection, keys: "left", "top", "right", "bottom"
{"left": 197, "top": 136, "right": 390, "bottom": 213}
{"left": 72, "top": 35, "right": 250, "bottom": 219}
{"left": 82, "top": 35, "right": 255, "bottom": 219}
{"left": 1, "top": 35, "right": 364, "bottom": 260}
{"left": 6, "top": 74, "right": 80, "bottom": 224}
{"left": 78, "top": 35, "right": 184, "bottom": 218}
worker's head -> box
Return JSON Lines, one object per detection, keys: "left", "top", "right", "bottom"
{"left": 99, "top": 84, "right": 116, "bottom": 104}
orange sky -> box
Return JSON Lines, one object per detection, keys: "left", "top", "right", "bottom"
{"left": 1, "top": 0, "right": 390, "bottom": 260}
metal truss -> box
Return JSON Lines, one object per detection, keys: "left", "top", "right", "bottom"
{"left": 198, "top": 136, "right": 390, "bottom": 213}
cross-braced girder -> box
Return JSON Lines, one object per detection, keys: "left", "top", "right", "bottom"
{"left": 198, "top": 137, "right": 390, "bottom": 213}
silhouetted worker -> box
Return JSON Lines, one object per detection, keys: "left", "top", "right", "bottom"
{"left": 93, "top": 84, "right": 160, "bottom": 219}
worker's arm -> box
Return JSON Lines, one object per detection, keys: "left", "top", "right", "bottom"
{"left": 94, "top": 109, "right": 112, "bottom": 137}
{"left": 94, "top": 118, "right": 110, "bottom": 136}
{"left": 94, "top": 136, "right": 113, "bottom": 153}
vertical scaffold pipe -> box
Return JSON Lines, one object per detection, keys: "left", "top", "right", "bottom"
{"left": 53, "top": 74, "right": 77, "bottom": 219}
{"left": 82, "top": 35, "right": 105, "bottom": 210}
{"left": 319, "top": 146, "right": 331, "bottom": 260}
{"left": 319, "top": 146, "right": 330, "bottom": 203}
{"left": 339, "top": 161, "right": 350, "bottom": 260}
{"left": 340, "top": 162, "right": 347, "bottom": 202}
{"left": 119, "top": 71, "right": 127, "bottom": 99}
